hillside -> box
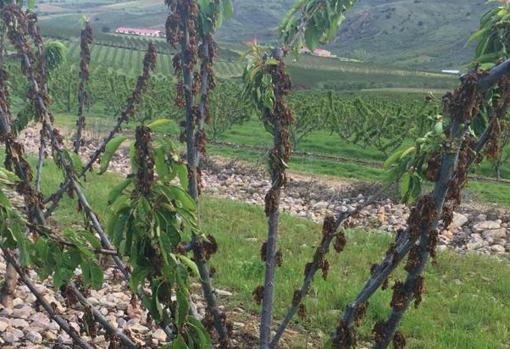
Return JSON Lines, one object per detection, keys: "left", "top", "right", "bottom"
{"left": 216, "top": 0, "right": 492, "bottom": 70}
{"left": 37, "top": 0, "right": 492, "bottom": 70}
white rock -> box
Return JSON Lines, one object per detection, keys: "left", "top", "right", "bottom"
{"left": 128, "top": 323, "right": 149, "bottom": 333}
{"left": 491, "top": 245, "right": 506, "bottom": 253}
{"left": 482, "top": 228, "right": 507, "bottom": 240}
{"left": 11, "top": 306, "right": 32, "bottom": 319}
{"left": 0, "top": 318, "right": 9, "bottom": 332}
{"left": 152, "top": 329, "right": 167, "bottom": 342}
{"left": 12, "top": 298, "right": 23, "bottom": 308}
{"left": 450, "top": 212, "right": 469, "bottom": 229}
{"left": 26, "top": 331, "right": 43, "bottom": 344}
{"left": 2, "top": 328, "right": 23, "bottom": 343}
{"left": 473, "top": 221, "right": 501, "bottom": 233}
{"left": 117, "top": 318, "right": 127, "bottom": 328}
{"left": 10, "top": 318, "right": 29, "bottom": 329}
{"left": 215, "top": 289, "right": 233, "bottom": 297}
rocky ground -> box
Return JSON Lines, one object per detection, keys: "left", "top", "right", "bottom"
{"left": 0, "top": 125, "right": 509, "bottom": 348}
{"left": 18, "top": 126, "right": 510, "bottom": 261}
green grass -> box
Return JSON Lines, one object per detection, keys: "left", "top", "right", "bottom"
{"left": 28, "top": 159, "right": 510, "bottom": 349}
{"left": 203, "top": 197, "right": 510, "bottom": 349}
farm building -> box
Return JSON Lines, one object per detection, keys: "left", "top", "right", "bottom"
{"left": 300, "top": 47, "right": 336, "bottom": 58}
{"left": 115, "top": 27, "right": 162, "bottom": 37}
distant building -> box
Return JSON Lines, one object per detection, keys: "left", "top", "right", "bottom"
{"left": 300, "top": 47, "right": 336, "bottom": 58}
{"left": 441, "top": 69, "right": 460, "bottom": 75}
{"left": 115, "top": 27, "right": 162, "bottom": 37}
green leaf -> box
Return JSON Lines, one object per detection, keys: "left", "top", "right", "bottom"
{"left": 99, "top": 136, "right": 128, "bottom": 175}
{"left": 384, "top": 149, "right": 405, "bottom": 170}
{"left": 188, "top": 317, "right": 213, "bottom": 348}
{"left": 129, "top": 266, "right": 149, "bottom": 292}
{"left": 0, "top": 189, "right": 12, "bottom": 208}
{"left": 81, "top": 260, "right": 104, "bottom": 289}
{"left": 108, "top": 178, "right": 132, "bottom": 204}
{"left": 177, "top": 254, "right": 199, "bottom": 277}
{"left": 168, "top": 335, "right": 189, "bottom": 349}
{"left": 175, "top": 287, "right": 189, "bottom": 327}
{"left": 399, "top": 146, "right": 416, "bottom": 160}
{"left": 223, "top": 0, "right": 233, "bottom": 19}
{"left": 304, "top": 24, "right": 323, "bottom": 51}
{"left": 147, "top": 118, "right": 173, "bottom": 130}
{"left": 154, "top": 148, "right": 170, "bottom": 180}
{"left": 159, "top": 185, "right": 196, "bottom": 213}
{"left": 399, "top": 172, "right": 411, "bottom": 201}
{"left": 176, "top": 164, "right": 189, "bottom": 189}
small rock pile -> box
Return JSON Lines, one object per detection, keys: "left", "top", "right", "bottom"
{"left": 0, "top": 257, "right": 293, "bottom": 348}
{"left": 202, "top": 160, "right": 510, "bottom": 261}
{"left": 0, "top": 267, "right": 172, "bottom": 348}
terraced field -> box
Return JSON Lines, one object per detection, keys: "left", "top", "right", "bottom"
{"left": 65, "top": 41, "right": 244, "bottom": 78}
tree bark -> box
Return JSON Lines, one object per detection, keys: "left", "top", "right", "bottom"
{"left": 0, "top": 21, "right": 18, "bottom": 310}
{"left": 179, "top": 14, "right": 231, "bottom": 347}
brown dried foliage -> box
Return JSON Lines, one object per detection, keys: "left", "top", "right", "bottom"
{"left": 320, "top": 258, "right": 330, "bottom": 280}
{"left": 372, "top": 321, "right": 386, "bottom": 346}
{"left": 332, "top": 320, "right": 357, "bottom": 349}
{"left": 298, "top": 303, "right": 307, "bottom": 320}
{"left": 404, "top": 245, "right": 421, "bottom": 273}
{"left": 353, "top": 302, "right": 368, "bottom": 327}
{"left": 407, "top": 194, "right": 437, "bottom": 238}
{"left": 134, "top": 126, "right": 155, "bottom": 198}
{"left": 427, "top": 229, "right": 439, "bottom": 261}
{"left": 322, "top": 215, "right": 336, "bottom": 237}
{"left": 425, "top": 152, "right": 441, "bottom": 182}
{"left": 334, "top": 232, "right": 347, "bottom": 253}
{"left": 292, "top": 289, "right": 301, "bottom": 306}
{"left": 486, "top": 75, "right": 510, "bottom": 160}
{"left": 443, "top": 70, "right": 483, "bottom": 123}
{"left": 202, "top": 234, "right": 218, "bottom": 260}
{"left": 275, "top": 249, "right": 283, "bottom": 267}
{"left": 120, "top": 43, "right": 157, "bottom": 123}
{"left": 260, "top": 241, "right": 268, "bottom": 262}
{"left": 252, "top": 285, "right": 264, "bottom": 305}
{"left": 263, "top": 53, "right": 294, "bottom": 218}
{"left": 413, "top": 275, "right": 425, "bottom": 308}
{"left": 390, "top": 281, "right": 407, "bottom": 311}
{"left": 393, "top": 331, "right": 407, "bottom": 349}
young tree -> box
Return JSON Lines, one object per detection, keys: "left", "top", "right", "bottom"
{"left": 243, "top": 1, "right": 358, "bottom": 348}
{"left": 165, "top": 1, "right": 234, "bottom": 346}
{"left": 73, "top": 21, "right": 92, "bottom": 153}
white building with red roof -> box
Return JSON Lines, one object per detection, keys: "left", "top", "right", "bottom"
{"left": 300, "top": 47, "right": 335, "bottom": 58}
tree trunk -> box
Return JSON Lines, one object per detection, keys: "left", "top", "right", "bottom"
{"left": 260, "top": 188, "right": 281, "bottom": 349}
{"left": 0, "top": 259, "right": 17, "bottom": 308}
{"left": 0, "top": 24, "right": 18, "bottom": 309}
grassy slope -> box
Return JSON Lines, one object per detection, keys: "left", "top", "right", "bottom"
{"left": 31, "top": 157, "right": 510, "bottom": 349}
{"left": 215, "top": 0, "right": 491, "bottom": 70}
